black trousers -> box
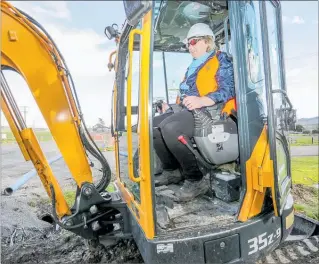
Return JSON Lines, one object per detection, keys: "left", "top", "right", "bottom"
{"left": 153, "top": 109, "right": 203, "bottom": 181}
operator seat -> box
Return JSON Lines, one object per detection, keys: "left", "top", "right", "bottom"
{"left": 193, "top": 98, "right": 239, "bottom": 166}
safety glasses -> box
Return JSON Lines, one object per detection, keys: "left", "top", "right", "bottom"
{"left": 187, "top": 38, "right": 202, "bottom": 48}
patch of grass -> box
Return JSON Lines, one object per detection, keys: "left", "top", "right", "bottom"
{"left": 64, "top": 190, "right": 76, "bottom": 207}
{"left": 1, "top": 130, "right": 52, "bottom": 143}
{"left": 27, "top": 200, "right": 37, "bottom": 208}
{"left": 0, "top": 139, "right": 16, "bottom": 144}
{"left": 34, "top": 131, "right": 53, "bottom": 141}
{"left": 294, "top": 203, "right": 319, "bottom": 220}
{"left": 291, "top": 156, "right": 319, "bottom": 220}
{"left": 39, "top": 196, "right": 51, "bottom": 205}
{"left": 30, "top": 190, "right": 75, "bottom": 208}
{"left": 289, "top": 135, "right": 319, "bottom": 146}
{"left": 33, "top": 186, "right": 114, "bottom": 210}
{"left": 49, "top": 186, "right": 116, "bottom": 208}
{"left": 106, "top": 182, "right": 115, "bottom": 193}
{"left": 291, "top": 156, "right": 318, "bottom": 185}
{"left": 99, "top": 146, "right": 115, "bottom": 152}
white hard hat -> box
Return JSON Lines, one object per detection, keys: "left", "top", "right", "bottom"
{"left": 183, "top": 23, "right": 215, "bottom": 44}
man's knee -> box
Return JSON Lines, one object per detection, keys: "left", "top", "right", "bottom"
{"left": 153, "top": 112, "right": 173, "bottom": 127}
{"left": 153, "top": 127, "right": 162, "bottom": 141}
{"left": 160, "top": 121, "right": 180, "bottom": 140}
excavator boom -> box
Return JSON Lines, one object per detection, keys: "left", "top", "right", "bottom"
{"left": 1, "top": 1, "right": 111, "bottom": 222}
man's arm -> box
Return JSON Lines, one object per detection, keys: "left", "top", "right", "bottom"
{"left": 199, "top": 96, "right": 215, "bottom": 107}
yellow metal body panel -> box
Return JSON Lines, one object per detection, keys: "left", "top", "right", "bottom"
{"left": 20, "top": 128, "right": 71, "bottom": 217}
{"left": 285, "top": 210, "right": 294, "bottom": 229}
{"left": 238, "top": 126, "right": 276, "bottom": 221}
{"left": 114, "top": 11, "right": 155, "bottom": 239}
{"left": 1, "top": 2, "right": 93, "bottom": 189}
{"left": 137, "top": 11, "right": 156, "bottom": 239}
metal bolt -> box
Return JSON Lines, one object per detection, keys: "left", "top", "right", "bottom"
{"left": 101, "top": 191, "right": 109, "bottom": 198}
{"left": 91, "top": 221, "right": 101, "bottom": 231}
{"left": 65, "top": 219, "right": 73, "bottom": 227}
{"left": 83, "top": 186, "right": 92, "bottom": 196}
{"left": 90, "top": 205, "right": 98, "bottom": 215}
{"left": 220, "top": 242, "right": 226, "bottom": 248}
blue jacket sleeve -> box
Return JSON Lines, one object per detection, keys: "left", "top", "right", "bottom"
{"left": 206, "top": 52, "right": 235, "bottom": 104}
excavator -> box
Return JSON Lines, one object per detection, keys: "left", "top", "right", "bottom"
{"left": 1, "top": 0, "right": 318, "bottom": 263}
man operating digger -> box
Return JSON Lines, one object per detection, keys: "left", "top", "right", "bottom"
{"left": 153, "top": 23, "right": 236, "bottom": 202}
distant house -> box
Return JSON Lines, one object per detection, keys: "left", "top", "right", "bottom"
{"left": 92, "top": 124, "right": 110, "bottom": 132}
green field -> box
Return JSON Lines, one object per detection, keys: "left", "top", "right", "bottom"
{"left": 291, "top": 156, "right": 319, "bottom": 185}
{"left": 289, "top": 134, "right": 319, "bottom": 146}
{"left": 291, "top": 156, "right": 319, "bottom": 220}
{"left": 1, "top": 130, "right": 52, "bottom": 143}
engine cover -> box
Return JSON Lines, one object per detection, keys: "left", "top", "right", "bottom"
{"left": 193, "top": 110, "right": 239, "bottom": 165}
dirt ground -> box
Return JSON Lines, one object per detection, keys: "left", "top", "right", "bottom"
{"left": 1, "top": 197, "right": 142, "bottom": 264}
{"left": 291, "top": 184, "right": 318, "bottom": 205}
{"left": 1, "top": 140, "right": 319, "bottom": 263}
{"left": 0, "top": 140, "right": 142, "bottom": 263}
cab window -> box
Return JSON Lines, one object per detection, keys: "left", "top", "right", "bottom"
{"left": 242, "top": 1, "right": 268, "bottom": 114}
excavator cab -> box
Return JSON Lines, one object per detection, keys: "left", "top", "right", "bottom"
{"left": 108, "top": 0, "right": 297, "bottom": 263}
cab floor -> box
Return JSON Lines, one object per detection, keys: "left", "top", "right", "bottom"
{"left": 155, "top": 183, "right": 239, "bottom": 234}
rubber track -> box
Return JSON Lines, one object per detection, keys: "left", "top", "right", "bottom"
{"left": 258, "top": 236, "right": 319, "bottom": 263}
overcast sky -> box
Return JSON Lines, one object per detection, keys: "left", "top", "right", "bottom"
{"left": 1, "top": 1, "right": 318, "bottom": 128}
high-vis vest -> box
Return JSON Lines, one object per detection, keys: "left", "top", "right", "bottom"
{"left": 180, "top": 51, "right": 236, "bottom": 117}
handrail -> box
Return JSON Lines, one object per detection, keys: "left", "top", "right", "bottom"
{"left": 127, "top": 29, "right": 143, "bottom": 183}
{"left": 224, "top": 16, "right": 231, "bottom": 57}
{"left": 272, "top": 89, "right": 293, "bottom": 110}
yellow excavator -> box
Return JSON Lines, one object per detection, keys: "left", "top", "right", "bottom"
{"left": 1, "top": 1, "right": 318, "bottom": 263}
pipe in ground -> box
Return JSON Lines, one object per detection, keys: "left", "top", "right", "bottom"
{"left": 3, "top": 154, "right": 62, "bottom": 196}
{"left": 119, "top": 151, "right": 128, "bottom": 157}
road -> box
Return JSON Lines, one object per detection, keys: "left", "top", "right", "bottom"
{"left": 1, "top": 141, "right": 115, "bottom": 196}
{"left": 290, "top": 146, "right": 318, "bottom": 157}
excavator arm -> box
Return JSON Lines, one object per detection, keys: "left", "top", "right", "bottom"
{"left": 0, "top": 1, "right": 124, "bottom": 239}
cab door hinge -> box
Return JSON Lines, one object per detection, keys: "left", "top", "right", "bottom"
{"left": 253, "top": 150, "right": 274, "bottom": 192}
{"left": 254, "top": 162, "right": 274, "bottom": 192}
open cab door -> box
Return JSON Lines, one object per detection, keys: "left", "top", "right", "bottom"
{"left": 230, "top": 1, "right": 295, "bottom": 232}
{"left": 110, "top": 0, "right": 157, "bottom": 240}
{"left": 262, "top": 1, "right": 295, "bottom": 217}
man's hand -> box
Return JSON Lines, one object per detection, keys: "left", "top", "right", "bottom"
{"left": 156, "top": 101, "right": 170, "bottom": 114}
{"left": 183, "top": 96, "right": 215, "bottom": 110}
{"left": 162, "top": 102, "right": 170, "bottom": 113}
{"left": 183, "top": 96, "right": 204, "bottom": 110}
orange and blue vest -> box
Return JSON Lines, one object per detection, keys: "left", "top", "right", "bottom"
{"left": 179, "top": 50, "right": 236, "bottom": 116}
